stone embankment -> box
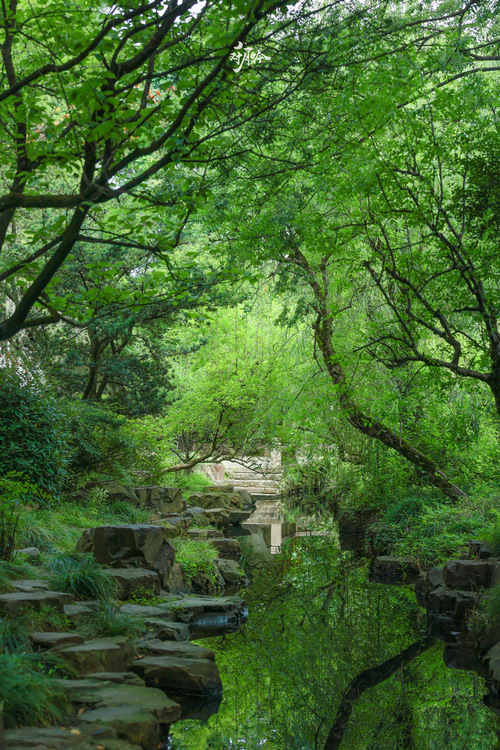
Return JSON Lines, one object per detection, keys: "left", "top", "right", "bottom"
{"left": 3, "top": 483, "right": 253, "bottom": 750}
{"left": 337, "top": 513, "right": 500, "bottom": 718}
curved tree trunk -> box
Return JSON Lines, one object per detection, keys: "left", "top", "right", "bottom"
{"left": 314, "top": 316, "right": 466, "bottom": 502}
{"left": 323, "top": 637, "right": 435, "bottom": 750}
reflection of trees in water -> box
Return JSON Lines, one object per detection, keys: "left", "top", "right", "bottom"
{"left": 170, "top": 538, "right": 498, "bottom": 750}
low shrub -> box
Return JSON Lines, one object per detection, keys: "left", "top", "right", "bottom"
{"left": 0, "top": 369, "right": 71, "bottom": 495}
{"left": 390, "top": 499, "right": 497, "bottom": 565}
{"left": 173, "top": 539, "right": 219, "bottom": 585}
{"left": 47, "top": 553, "right": 118, "bottom": 600}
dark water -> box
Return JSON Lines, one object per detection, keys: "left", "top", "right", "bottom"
{"left": 169, "top": 535, "right": 499, "bottom": 750}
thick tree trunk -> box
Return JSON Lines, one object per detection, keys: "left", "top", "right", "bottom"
{"left": 323, "top": 638, "right": 434, "bottom": 750}
{"left": 314, "top": 317, "right": 466, "bottom": 502}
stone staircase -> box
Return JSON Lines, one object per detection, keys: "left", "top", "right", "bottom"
{"left": 219, "top": 459, "right": 282, "bottom": 502}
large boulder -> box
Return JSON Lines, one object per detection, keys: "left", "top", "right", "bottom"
{"left": 88, "top": 480, "right": 139, "bottom": 504}
{"left": 234, "top": 488, "right": 253, "bottom": 508}
{"left": 215, "top": 558, "right": 246, "bottom": 587}
{"left": 204, "top": 484, "right": 234, "bottom": 493}
{"left": 228, "top": 509, "right": 252, "bottom": 525}
{"left": 210, "top": 538, "right": 241, "bottom": 561}
{"left": 134, "top": 486, "right": 185, "bottom": 514}
{"left": 188, "top": 492, "right": 243, "bottom": 510}
{"left": 76, "top": 525, "right": 175, "bottom": 586}
{"left": 106, "top": 568, "right": 160, "bottom": 599}
{"left": 190, "top": 568, "right": 224, "bottom": 595}
{"left": 201, "top": 508, "right": 230, "bottom": 529}
{"left": 30, "top": 631, "right": 85, "bottom": 650}
{"left": 443, "top": 559, "right": 493, "bottom": 590}
{"left": 4, "top": 727, "right": 99, "bottom": 749}
{"left": 165, "top": 563, "right": 191, "bottom": 595}
{"left": 187, "top": 528, "right": 222, "bottom": 540}
{"left": 427, "top": 585, "right": 479, "bottom": 619}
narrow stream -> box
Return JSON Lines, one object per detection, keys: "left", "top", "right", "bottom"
{"left": 169, "top": 534, "right": 499, "bottom": 750}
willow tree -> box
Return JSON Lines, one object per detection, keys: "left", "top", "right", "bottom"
{"left": 204, "top": 0, "right": 500, "bottom": 500}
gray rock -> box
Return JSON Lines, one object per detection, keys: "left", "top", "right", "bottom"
{"left": 14, "top": 546, "right": 41, "bottom": 560}
{"left": 443, "top": 644, "right": 488, "bottom": 675}
{"left": 76, "top": 525, "right": 175, "bottom": 586}
{"left": 64, "top": 601, "right": 98, "bottom": 623}
{"left": 205, "top": 484, "right": 234, "bottom": 493}
{"left": 30, "top": 631, "right": 85, "bottom": 649}
{"left": 485, "top": 642, "right": 500, "bottom": 683}
{"left": 134, "top": 486, "right": 185, "bottom": 514}
{"left": 138, "top": 638, "right": 215, "bottom": 661}
{"left": 165, "top": 594, "right": 247, "bottom": 622}
{"left": 78, "top": 705, "right": 159, "bottom": 750}
{"left": 82, "top": 672, "right": 145, "bottom": 686}
{"left": 132, "top": 654, "right": 222, "bottom": 695}
{"left": 443, "top": 559, "right": 493, "bottom": 589}
{"left": 119, "top": 603, "right": 172, "bottom": 619}
{"left": 228, "top": 510, "right": 252, "bottom": 525}
{"left": 190, "top": 568, "right": 224, "bottom": 595}
{"left": 72, "top": 682, "right": 181, "bottom": 724}
{"left": 0, "top": 590, "right": 73, "bottom": 615}
{"left": 216, "top": 558, "right": 246, "bottom": 586}
{"left": 165, "top": 563, "right": 191, "bottom": 595}
{"left": 234, "top": 488, "right": 253, "bottom": 508}
{"left": 159, "top": 514, "right": 193, "bottom": 532}
{"left": 141, "top": 618, "right": 189, "bottom": 642}
{"left": 12, "top": 578, "right": 50, "bottom": 593}
{"left": 427, "top": 585, "right": 479, "bottom": 618}
{"left": 57, "top": 636, "right": 133, "bottom": 675}
{"left": 187, "top": 528, "right": 223, "bottom": 540}
{"left": 106, "top": 568, "right": 159, "bottom": 599}
{"left": 468, "top": 540, "right": 494, "bottom": 559}
{"left": 201, "top": 508, "right": 230, "bottom": 528}
{"left": 4, "top": 726, "right": 96, "bottom": 749}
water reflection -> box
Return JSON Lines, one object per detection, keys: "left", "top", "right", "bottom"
{"left": 169, "top": 534, "right": 499, "bottom": 750}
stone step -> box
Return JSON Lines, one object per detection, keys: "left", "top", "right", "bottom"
{"left": 30, "top": 631, "right": 85, "bottom": 650}
{"left": 0, "top": 590, "right": 74, "bottom": 615}
{"left": 244, "top": 492, "right": 279, "bottom": 502}
{"left": 132, "top": 654, "right": 222, "bottom": 696}
{"left": 233, "top": 486, "right": 277, "bottom": 494}
{"left": 225, "top": 471, "right": 282, "bottom": 480}
{"left": 228, "top": 479, "right": 278, "bottom": 492}
{"left": 138, "top": 638, "right": 215, "bottom": 661}
{"left": 67, "top": 679, "right": 181, "bottom": 725}
{"left": 57, "top": 636, "right": 134, "bottom": 675}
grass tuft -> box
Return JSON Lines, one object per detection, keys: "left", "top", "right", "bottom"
{"left": 47, "top": 552, "right": 118, "bottom": 600}
{"left": 0, "top": 559, "right": 35, "bottom": 593}
{"left": 80, "top": 602, "right": 144, "bottom": 639}
{"left": 0, "top": 651, "right": 71, "bottom": 727}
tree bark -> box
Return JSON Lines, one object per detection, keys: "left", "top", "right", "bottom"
{"left": 323, "top": 637, "right": 435, "bottom": 750}
{"left": 314, "top": 315, "right": 466, "bottom": 502}
{"left": 287, "top": 247, "right": 466, "bottom": 501}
